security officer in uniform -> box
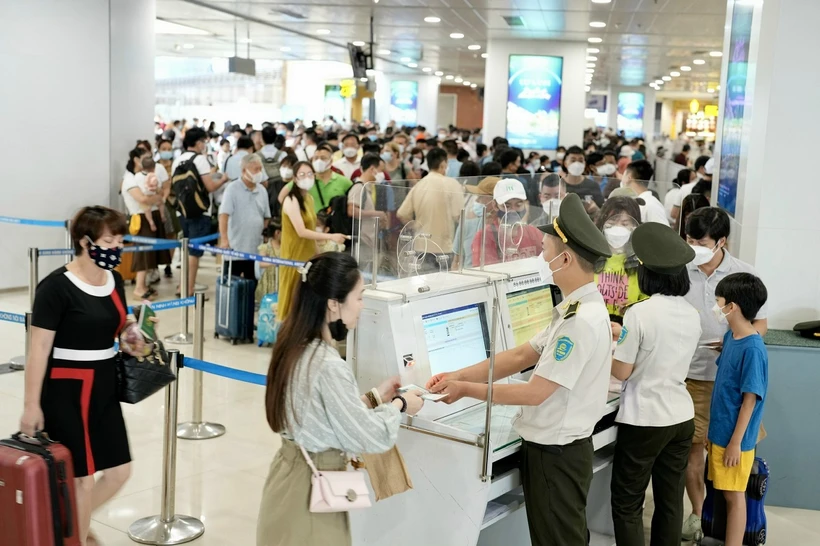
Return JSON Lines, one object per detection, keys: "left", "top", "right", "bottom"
{"left": 609, "top": 223, "right": 700, "bottom": 545}
{"left": 427, "top": 193, "right": 614, "bottom": 546}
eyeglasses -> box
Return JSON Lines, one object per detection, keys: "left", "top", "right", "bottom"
{"left": 296, "top": 171, "right": 314, "bottom": 179}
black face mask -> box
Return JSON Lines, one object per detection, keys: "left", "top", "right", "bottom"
{"left": 328, "top": 319, "right": 348, "bottom": 342}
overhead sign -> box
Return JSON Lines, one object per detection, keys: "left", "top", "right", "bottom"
{"left": 389, "top": 81, "right": 419, "bottom": 125}
{"left": 505, "top": 55, "right": 563, "bottom": 150}
{"left": 617, "top": 92, "right": 645, "bottom": 138}
{"left": 340, "top": 79, "right": 357, "bottom": 98}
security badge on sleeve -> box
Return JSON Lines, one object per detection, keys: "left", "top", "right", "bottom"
{"left": 553, "top": 300, "right": 581, "bottom": 362}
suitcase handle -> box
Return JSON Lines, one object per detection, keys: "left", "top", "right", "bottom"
{"left": 218, "top": 259, "right": 232, "bottom": 329}
{"left": 12, "top": 430, "right": 53, "bottom": 445}
{"left": 60, "top": 478, "right": 74, "bottom": 537}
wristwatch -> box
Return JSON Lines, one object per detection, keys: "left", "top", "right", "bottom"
{"left": 392, "top": 395, "right": 407, "bottom": 413}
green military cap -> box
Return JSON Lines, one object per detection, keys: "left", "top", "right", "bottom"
{"left": 631, "top": 222, "right": 695, "bottom": 274}
{"left": 793, "top": 320, "right": 820, "bottom": 340}
{"left": 608, "top": 186, "right": 646, "bottom": 205}
{"left": 538, "top": 193, "right": 612, "bottom": 263}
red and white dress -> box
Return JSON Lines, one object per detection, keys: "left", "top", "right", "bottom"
{"left": 32, "top": 267, "right": 131, "bottom": 477}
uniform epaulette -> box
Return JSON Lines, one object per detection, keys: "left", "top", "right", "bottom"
{"left": 564, "top": 301, "right": 581, "bottom": 320}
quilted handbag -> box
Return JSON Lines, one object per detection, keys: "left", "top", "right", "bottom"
{"left": 117, "top": 340, "right": 176, "bottom": 404}
{"left": 299, "top": 444, "right": 371, "bottom": 513}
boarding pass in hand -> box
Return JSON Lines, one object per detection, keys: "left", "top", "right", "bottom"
{"left": 397, "top": 384, "right": 447, "bottom": 401}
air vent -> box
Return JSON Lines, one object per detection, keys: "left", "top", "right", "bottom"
{"left": 503, "top": 15, "right": 525, "bottom": 27}
{"left": 270, "top": 8, "right": 306, "bottom": 20}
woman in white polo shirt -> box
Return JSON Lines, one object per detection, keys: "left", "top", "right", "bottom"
{"left": 609, "top": 222, "right": 701, "bottom": 545}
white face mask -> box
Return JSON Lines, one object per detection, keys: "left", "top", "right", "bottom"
{"left": 556, "top": 152, "right": 565, "bottom": 161}
{"left": 374, "top": 172, "right": 386, "bottom": 184}
{"left": 296, "top": 176, "right": 315, "bottom": 191}
{"left": 537, "top": 251, "right": 567, "bottom": 285}
{"left": 597, "top": 164, "right": 617, "bottom": 176}
{"left": 531, "top": 159, "right": 541, "bottom": 170}
{"left": 712, "top": 303, "right": 731, "bottom": 325}
{"left": 412, "top": 157, "right": 422, "bottom": 169}
{"left": 343, "top": 147, "right": 358, "bottom": 158}
{"left": 250, "top": 170, "right": 266, "bottom": 185}
{"left": 312, "top": 159, "right": 329, "bottom": 173}
{"left": 279, "top": 167, "right": 293, "bottom": 181}
{"left": 542, "top": 198, "right": 561, "bottom": 218}
{"left": 567, "top": 161, "right": 585, "bottom": 177}
{"left": 604, "top": 225, "right": 632, "bottom": 250}
{"left": 690, "top": 242, "right": 719, "bottom": 266}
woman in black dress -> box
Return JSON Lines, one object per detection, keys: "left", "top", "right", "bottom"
{"left": 20, "top": 206, "right": 148, "bottom": 546}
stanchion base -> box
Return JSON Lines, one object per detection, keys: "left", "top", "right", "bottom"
{"left": 0, "top": 364, "right": 17, "bottom": 375}
{"left": 128, "top": 515, "right": 204, "bottom": 545}
{"left": 194, "top": 283, "right": 208, "bottom": 291}
{"left": 8, "top": 355, "right": 25, "bottom": 371}
{"left": 164, "top": 332, "right": 194, "bottom": 345}
{"left": 177, "top": 422, "right": 226, "bottom": 440}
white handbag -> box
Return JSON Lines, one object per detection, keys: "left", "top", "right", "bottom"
{"left": 299, "top": 444, "right": 371, "bottom": 513}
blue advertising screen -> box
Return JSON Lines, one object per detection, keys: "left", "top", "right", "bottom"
{"left": 506, "top": 55, "right": 563, "bottom": 150}
{"left": 617, "top": 92, "right": 645, "bottom": 139}
{"left": 389, "top": 81, "right": 419, "bottom": 125}
{"left": 717, "top": 3, "right": 754, "bottom": 217}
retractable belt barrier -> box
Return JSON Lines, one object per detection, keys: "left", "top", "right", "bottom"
{"left": 184, "top": 357, "right": 267, "bottom": 386}
{"left": 0, "top": 215, "right": 67, "bottom": 228}
{"left": 0, "top": 312, "right": 26, "bottom": 324}
{"left": 188, "top": 243, "right": 305, "bottom": 268}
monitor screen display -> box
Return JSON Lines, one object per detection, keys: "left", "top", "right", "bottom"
{"left": 506, "top": 285, "right": 555, "bottom": 347}
{"left": 422, "top": 304, "right": 490, "bottom": 376}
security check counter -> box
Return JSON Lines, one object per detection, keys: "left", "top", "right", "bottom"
{"left": 348, "top": 267, "right": 620, "bottom": 546}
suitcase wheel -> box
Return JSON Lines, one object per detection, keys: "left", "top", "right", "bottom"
{"left": 214, "top": 332, "right": 219, "bottom": 339}
{"left": 231, "top": 338, "right": 238, "bottom": 345}
{"left": 755, "top": 527, "right": 766, "bottom": 545}
{"left": 693, "top": 529, "right": 704, "bottom": 544}
{"left": 748, "top": 474, "right": 768, "bottom": 500}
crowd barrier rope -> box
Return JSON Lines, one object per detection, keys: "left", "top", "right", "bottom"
{"left": 184, "top": 357, "right": 267, "bottom": 386}
{"left": 0, "top": 215, "right": 67, "bottom": 228}
{"left": 0, "top": 311, "right": 26, "bottom": 324}
{"left": 188, "top": 243, "right": 305, "bottom": 268}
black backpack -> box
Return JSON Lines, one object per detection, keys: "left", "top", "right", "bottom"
{"left": 322, "top": 181, "right": 361, "bottom": 238}
{"left": 171, "top": 154, "right": 210, "bottom": 219}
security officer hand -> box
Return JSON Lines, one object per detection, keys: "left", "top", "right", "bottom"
{"left": 425, "top": 372, "right": 457, "bottom": 391}
{"left": 428, "top": 380, "right": 468, "bottom": 404}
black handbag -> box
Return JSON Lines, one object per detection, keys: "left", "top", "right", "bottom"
{"left": 117, "top": 340, "right": 176, "bottom": 404}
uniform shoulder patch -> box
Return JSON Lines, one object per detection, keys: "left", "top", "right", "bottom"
{"left": 554, "top": 336, "right": 575, "bottom": 361}
{"left": 563, "top": 301, "right": 581, "bottom": 320}
{"left": 617, "top": 326, "right": 629, "bottom": 346}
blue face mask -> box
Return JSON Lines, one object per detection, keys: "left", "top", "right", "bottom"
{"left": 472, "top": 202, "right": 485, "bottom": 217}
{"left": 159, "top": 151, "right": 174, "bottom": 160}
{"left": 368, "top": 134, "right": 378, "bottom": 142}
{"left": 498, "top": 209, "right": 525, "bottom": 223}
{"left": 276, "top": 130, "right": 286, "bottom": 136}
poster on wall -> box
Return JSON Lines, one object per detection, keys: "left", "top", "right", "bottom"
{"left": 506, "top": 55, "right": 563, "bottom": 150}
{"left": 617, "top": 92, "right": 645, "bottom": 138}
{"left": 717, "top": 2, "right": 754, "bottom": 217}
{"left": 323, "top": 85, "right": 346, "bottom": 121}
{"left": 389, "top": 81, "right": 419, "bottom": 125}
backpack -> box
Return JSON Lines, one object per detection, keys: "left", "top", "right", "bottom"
{"left": 258, "top": 149, "right": 286, "bottom": 189}
{"left": 324, "top": 181, "right": 361, "bottom": 238}
{"left": 171, "top": 154, "right": 210, "bottom": 219}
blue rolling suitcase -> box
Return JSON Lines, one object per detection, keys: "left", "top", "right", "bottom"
{"left": 699, "top": 456, "right": 769, "bottom": 545}
{"left": 257, "top": 293, "right": 279, "bottom": 347}
{"left": 215, "top": 261, "right": 255, "bottom": 345}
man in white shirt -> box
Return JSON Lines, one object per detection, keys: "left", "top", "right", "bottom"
{"left": 673, "top": 156, "right": 713, "bottom": 221}
{"left": 333, "top": 133, "right": 362, "bottom": 179}
{"left": 621, "top": 160, "right": 670, "bottom": 226}
{"left": 427, "top": 194, "right": 614, "bottom": 546}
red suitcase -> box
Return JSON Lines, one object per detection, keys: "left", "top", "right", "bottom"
{"left": 0, "top": 432, "right": 81, "bottom": 546}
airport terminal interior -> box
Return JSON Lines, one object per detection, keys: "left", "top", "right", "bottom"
{"left": 2, "top": 0, "right": 820, "bottom": 545}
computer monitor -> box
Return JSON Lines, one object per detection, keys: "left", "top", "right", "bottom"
{"left": 506, "top": 285, "right": 556, "bottom": 347}
{"left": 421, "top": 303, "right": 491, "bottom": 376}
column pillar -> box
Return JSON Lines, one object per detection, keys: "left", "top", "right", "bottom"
{"left": 375, "top": 73, "right": 439, "bottom": 132}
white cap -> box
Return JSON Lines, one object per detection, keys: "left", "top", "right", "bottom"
{"left": 620, "top": 145, "right": 635, "bottom": 158}
{"left": 493, "top": 178, "right": 527, "bottom": 204}
{"left": 704, "top": 157, "right": 715, "bottom": 175}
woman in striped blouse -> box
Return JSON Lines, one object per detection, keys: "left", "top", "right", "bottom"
{"left": 257, "top": 252, "right": 424, "bottom": 546}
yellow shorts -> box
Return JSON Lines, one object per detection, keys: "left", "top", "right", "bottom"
{"left": 708, "top": 443, "right": 755, "bottom": 492}
{"left": 686, "top": 379, "right": 714, "bottom": 444}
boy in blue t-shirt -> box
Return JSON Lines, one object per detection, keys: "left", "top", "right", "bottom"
{"left": 707, "top": 272, "right": 768, "bottom": 546}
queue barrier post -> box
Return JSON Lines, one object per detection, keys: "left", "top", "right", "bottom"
{"left": 64, "top": 220, "right": 72, "bottom": 265}
{"left": 164, "top": 238, "right": 193, "bottom": 345}
{"left": 8, "top": 248, "right": 39, "bottom": 370}
{"left": 177, "top": 291, "right": 226, "bottom": 440}
{"left": 128, "top": 349, "right": 205, "bottom": 544}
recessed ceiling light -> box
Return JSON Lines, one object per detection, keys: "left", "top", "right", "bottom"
{"left": 239, "top": 38, "right": 252, "bottom": 44}
{"left": 400, "top": 57, "right": 411, "bottom": 63}
{"left": 585, "top": 68, "right": 595, "bottom": 74}
{"left": 463, "top": 81, "right": 471, "bottom": 86}
{"left": 587, "top": 48, "right": 600, "bottom": 53}
{"left": 680, "top": 65, "right": 692, "bottom": 71}
{"left": 468, "top": 44, "right": 481, "bottom": 51}
{"left": 450, "top": 32, "right": 464, "bottom": 39}
{"left": 588, "top": 37, "right": 603, "bottom": 43}
{"left": 591, "top": 0, "right": 612, "bottom": 3}
{"left": 709, "top": 51, "right": 723, "bottom": 57}
{"left": 445, "top": 75, "right": 454, "bottom": 80}
{"left": 280, "top": 46, "right": 291, "bottom": 52}
{"left": 670, "top": 71, "right": 681, "bottom": 77}
{"left": 587, "top": 56, "right": 598, "bottom": 61}
{"left": 377, "top": 49, "right": 391, "bottom": 55}
{"left": 154, "top": 20, "right": 209, "bottom": 35}
{"left": 585, "top": 86, "right": 591, "bottom": 92}
{"left": 470, "top": 83, "right": 477, "bottom": 88}
{"left": 424, "top": 16, "right": 441, "bottom": 23}
{"left": 586, "top": 62, "right": 596, "bottom": 68}
{"left": 422, "top": 67, "right": 432, "bottom": 72}
{"left": 360, "top": 77, "right": 368, "bottom": 82}
{"left": 182, "top": 43, "right": 194, "bottom": 49}
{"left": 481, "top": 53, "right": 488, "bottom": 59}
{"left": 693, "top": 59, "right": 706, "bottom": 65}
{"left": 407, "top": 62, "right": 418, "bottom": 68}
{"left": 655, "top": 80, "right": 664, "bottom": 85}
{"left": 454, "top": 77, "right": 463, "bottom": 83}
{"left": 708, "top": 87, "right": 715, "bottom": 93}
{"left": 589, "top": 21, "right": 606, "bottom": 28}
{"left": 352, "top": 41, "right": 366, "bottom": 47}
{"left": 662, "top": 76, "right": 672, "bottom": 81}
{"left": 316, "top": 29, "right": 331, "bottom": 35}
{"left": 434, "top": 70, "right": 443, "bottom": 76}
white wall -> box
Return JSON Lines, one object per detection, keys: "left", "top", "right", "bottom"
{"left": 374, "top": 73, "right": 440, "bottom": 131}
{"left": 284, "top": 61, "right": 354, "bottom": 123}
{"left": 110, "top": 0, "right": 156, "bottom": 207}
{"left": 0, "top": 0, "right": 111, "bottom": 289}
{"left": 483, "top": 39, "right": 587, "bottom": 152}
{"left": 724, "top": 0, "right": 820, "bottom": 328}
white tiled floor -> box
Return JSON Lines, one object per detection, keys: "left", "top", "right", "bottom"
{"left": 0, "top": 256, "right": 818, "bottom": 545}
